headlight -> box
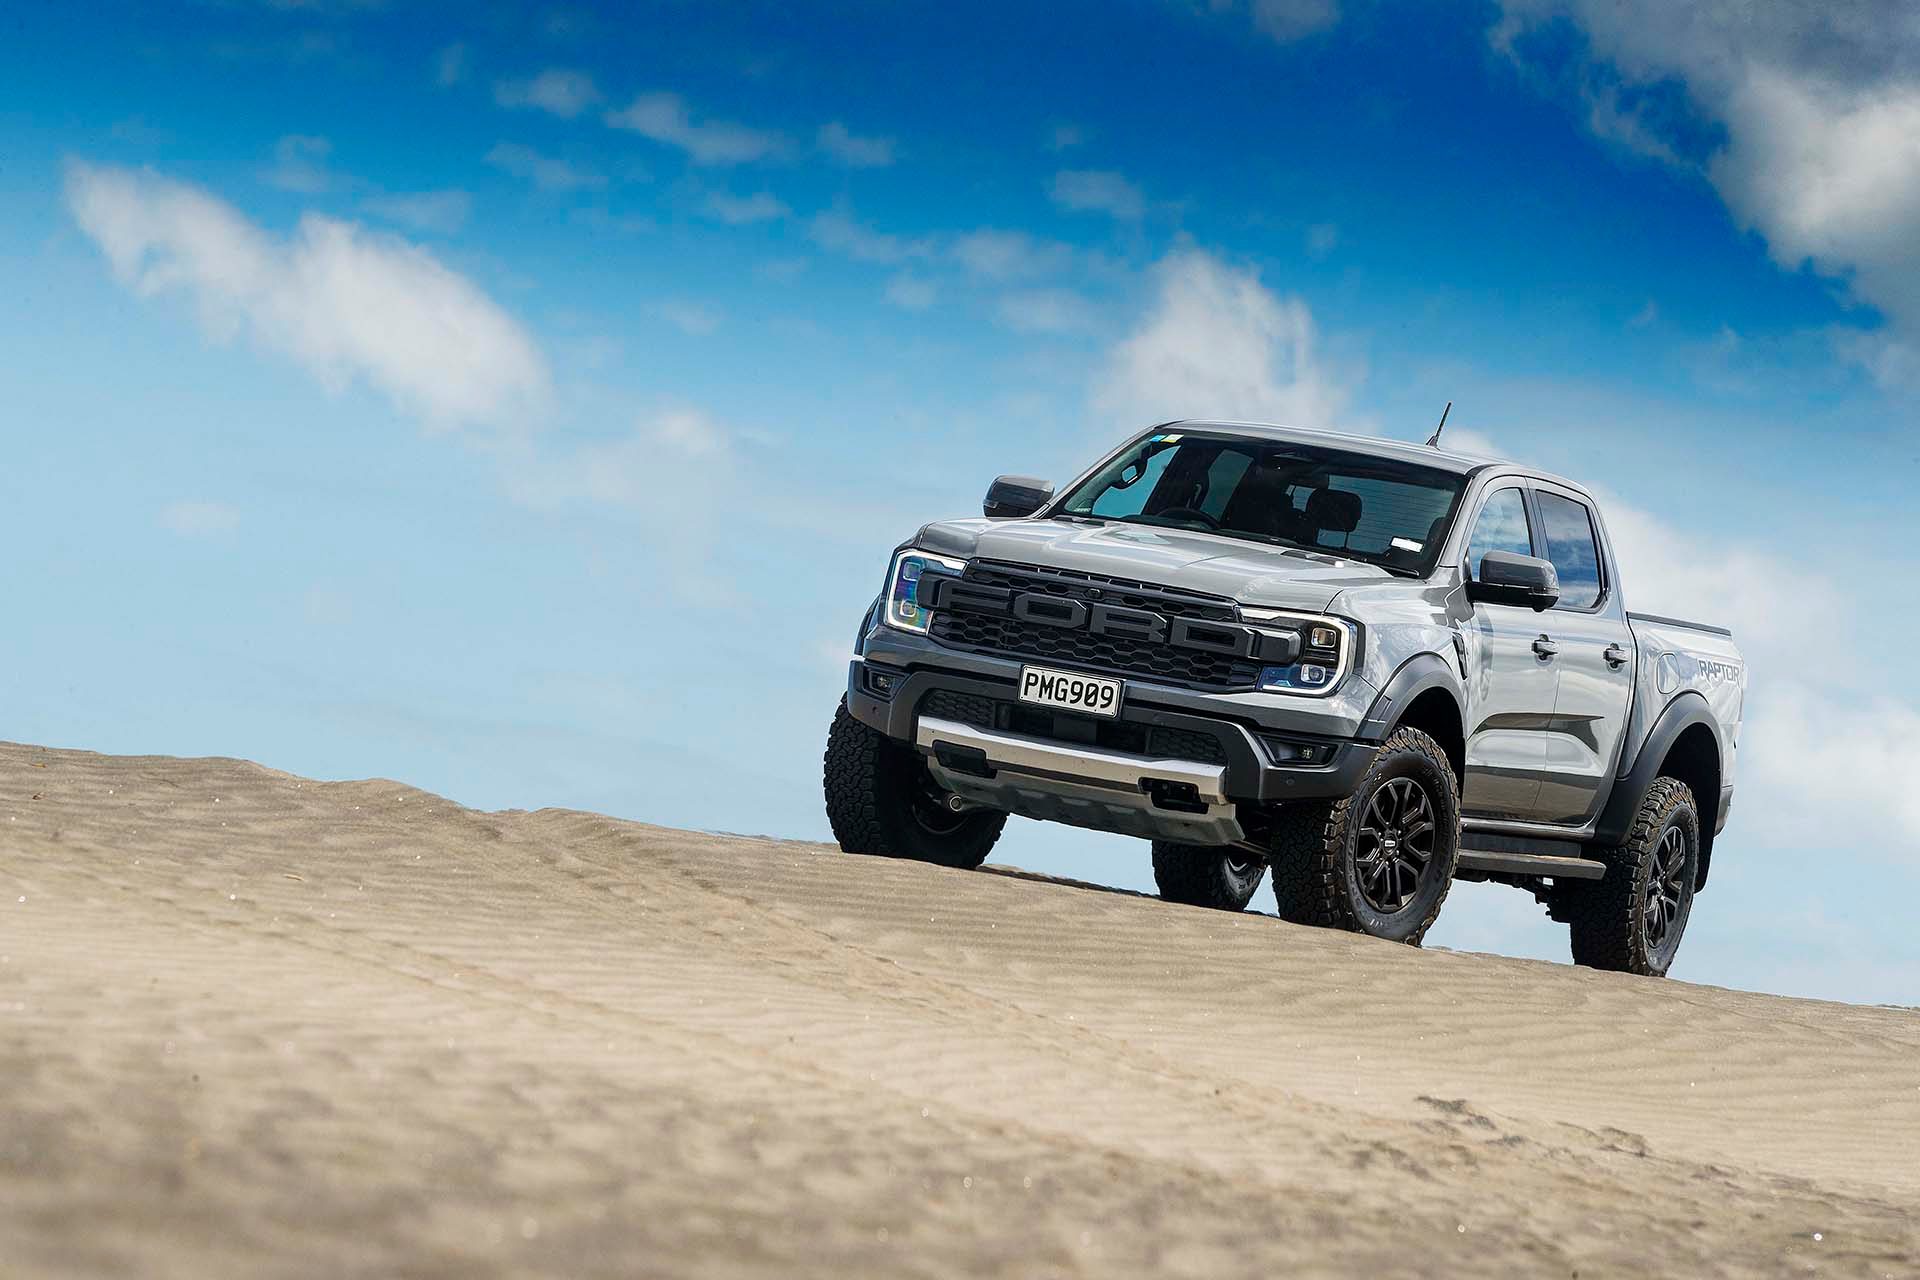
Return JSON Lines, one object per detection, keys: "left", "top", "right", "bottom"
{"left": 1240, "top": 608, "right": 1356, "bottom": 696}
{"left": 883, "top": 548, "right": 968, "bottom": 634}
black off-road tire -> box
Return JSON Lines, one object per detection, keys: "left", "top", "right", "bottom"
{"left": 822, "top": 699, "right": 1005, "bottom": 869}
{"left": 1268, "top": 726, "right": 1460, "bottom": 945}
{"left": 1557, "top": 777, "right": 1698, "bottom": 977}
{"left": 1152, "top": 841, "right": 1267, "bottom": 911}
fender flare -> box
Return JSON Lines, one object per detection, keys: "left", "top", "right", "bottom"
{"left": 1594, "top": 691, "right": 1717, "bottom": 848}
{"left": 1358, "top": 652, "right": 1465, "bottom": 744}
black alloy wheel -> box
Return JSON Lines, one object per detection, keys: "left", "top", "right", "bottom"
{"left": 1643, "top": 824, "right": 1690, "bottom": 956}
{"left": 1353, "top": 776, "right": 1438, "bottom": 915}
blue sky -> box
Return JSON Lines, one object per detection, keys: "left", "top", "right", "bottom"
{"left": 5, "top": 0, "right": 1919, "bottom": 1002}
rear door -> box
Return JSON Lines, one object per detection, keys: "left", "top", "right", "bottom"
{"left": 1456, "top": 485, "right": 1555, "bottom": 820}
{"left": 1526, "top": 485, "right": 1636, "bottom": 824}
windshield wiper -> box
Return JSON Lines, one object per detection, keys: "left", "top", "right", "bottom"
{"left": 1049, "top": 512, "right": 1109, "bottom": 525}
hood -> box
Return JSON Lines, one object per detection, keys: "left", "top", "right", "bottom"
{"left": 912, "top": 517, "right": 1392, "bottom": 613}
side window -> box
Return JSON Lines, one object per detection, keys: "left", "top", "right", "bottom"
{"left": 1464, "top": 488, "right": 1531, "bottom": 580}
{"left": 1534, "top": 491, "right": 1604, "bottom": 609}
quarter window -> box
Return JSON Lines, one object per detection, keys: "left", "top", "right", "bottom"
{"left": 1535, "top": 491, "right": 1603, "bottom": 609}
{"left": 1464, "top": 488, "right": 1532, "bottom": 580}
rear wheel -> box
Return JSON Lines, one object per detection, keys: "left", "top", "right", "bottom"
{"left": 1268, "top": 726, "right": 1459, "bottom": 945}
{"left": 822, "top": 699, "right": 1005, "bottom": 869}
{"left": 1557, "top": 777, "right": 1697, "bottom": 976}
{"left": 1152, "top": 841, "right": 1266, "bottom": 911}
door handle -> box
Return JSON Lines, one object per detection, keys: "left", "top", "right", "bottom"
{"left": 1532, "top": 635, "right": 1558, "bottom": 659}
{"left": 1603, "top": 643, "right": 1629, "bottom": 669}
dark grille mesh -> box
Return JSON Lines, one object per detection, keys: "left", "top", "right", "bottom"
{"left": 928, "top": 561, "right": 1262, "bottom": 691}
{"left": 918, "top": 689, "right": 995, "bottom": 729}
{"left": 1149, "top": 726, "right": 1228, "bottom": 764}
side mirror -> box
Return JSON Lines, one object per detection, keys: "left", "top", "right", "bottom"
{"left": 983, "top": 474, "right": 1052, "bottom": 519}
{"left": 1467, "top": 551, "right": 1560, "bottom": 611}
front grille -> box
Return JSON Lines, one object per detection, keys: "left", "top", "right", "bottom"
{"left": 928, "top": 561, "right": 1263, "bottom": 691}
{"left": 917, "top": 688, "right": 1230, "bottom": 766}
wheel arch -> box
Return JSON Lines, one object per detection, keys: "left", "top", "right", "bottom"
{"left": 1361, "top": 653, "right": 1466, "bottom": 787}
{"left": 1596, "top": 692, "right": 1722, "bottom": 889}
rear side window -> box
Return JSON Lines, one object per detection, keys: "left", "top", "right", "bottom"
{"left": 1535, "top": 491, "right": 1603, "bottom": 609}
{"left": 1464, "top": 488, "right": 1531, "bottom": 579}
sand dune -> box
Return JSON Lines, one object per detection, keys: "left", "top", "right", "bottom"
{"left": 2, "top": 741, "right": 1916, "bottom": 1278}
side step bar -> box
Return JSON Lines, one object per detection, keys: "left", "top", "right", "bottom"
{"left": 1457, "top": 847, "right": 1607, "bottom": 880}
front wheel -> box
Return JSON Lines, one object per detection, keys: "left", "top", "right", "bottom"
{"left": 1268, "top": 727, "right": 1460, "bottom": 945}
{"left": 822, "top": 699, "right": 1005, "bottom": 869}
{"left": 1152, "top": 841, "right": 1266, "bottom": 911}
{"left": 1556, "top": 777, "right": 1698, "bottom": 976}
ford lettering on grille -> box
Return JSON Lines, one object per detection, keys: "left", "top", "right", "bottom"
{"left": 919, "top": 572, "right": 1298, "bottom": 663}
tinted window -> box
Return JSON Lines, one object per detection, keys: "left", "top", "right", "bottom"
{"left": 1198, "top": 449, "right": 1253, "bottom": 519}
{"left": 1059, "top": 434, "right": 1466, "bottom": 575}
{"left": 1085, "top": 447, "right": 1173, "bottom": 518}
{"left": 1465, "top": 488, "right": 1531, "bottom": 579}
{"left": 1535, "top": 491, "right": 1603, "bottom": 609}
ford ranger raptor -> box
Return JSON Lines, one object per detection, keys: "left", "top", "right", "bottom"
{"left": 824, "top": 422, "right": 1743, "bottom": 976}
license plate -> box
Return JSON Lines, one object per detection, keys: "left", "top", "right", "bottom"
{"left": 1017, "top": 665, "right": 1123, "bottom": 719}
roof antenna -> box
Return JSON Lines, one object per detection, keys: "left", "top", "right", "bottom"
{"left": 1425, "top": 401, "right": 1452, "bottom": 448}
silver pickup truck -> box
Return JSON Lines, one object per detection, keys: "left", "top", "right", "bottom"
{"left": 825, "top": 422, "right": 1743, "bottom": 976}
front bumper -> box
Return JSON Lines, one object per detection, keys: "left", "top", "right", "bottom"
{"left": 917, "top": 714, "right": 1246, "bottom": 843}
{"left": 847, "top": 627, "right": 1382, "bottom": 841}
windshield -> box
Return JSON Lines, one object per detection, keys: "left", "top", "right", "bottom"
{"left": 1057, "top": 433, "right": 1466, "bottom": 575}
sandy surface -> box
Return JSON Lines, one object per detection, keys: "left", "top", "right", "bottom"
{"left": 2, "top": 742, "right": 1917, "bottom": 1278}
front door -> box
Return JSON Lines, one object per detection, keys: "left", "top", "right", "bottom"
{"left": 1456, "top": 486, "right": 1558, "bottom": 820}
{"left": 1528, "top": 486, "right": 1636, "bottom": 825}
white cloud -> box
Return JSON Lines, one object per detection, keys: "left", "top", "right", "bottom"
{"left": 1305, "top": 222, "right": 1340, "bottom": 258}
{"left": 1746, "top": 685, "right": 1920, "bottom": 844}
{"left": 883, "top": 274, "right": 937, "bottom": 310}
{"left": 159, "top": 500, "right": 240, "bottom": 535}
{"left": 650, "top": 300, "right": 722, "bottom": 336}
{"left": 433, "top": 42, "right": 468, "bottom": 88}
{"left": 605, "top": 92, "right": 784, "bottom": 166}
{"left": 361, "top": 189, "right": 471, "bottom": 235}
{"left": 809, "top": 207, "right": 931, "bottom": 264}
{"left": 757, "top": 257, "right": 810, "bottom": 283}
{"left": 997, "top": 288, "right": 1096, "bottom": 334}
{"left": 1045, "top": 122, "right": 1085, "bottom": 152}
{"left": 1204, "top": 0, "right": 1341, "bottom": 44}
{"left": 703, "top": 190, "right": 789, "bottom": 225}
{"left": 950, "top": 228, "right": 1073, "bottom": 280}
{"left": 263, "top": 135, "right": 336, "bottom": 193}
{"left": 484, "top": 142, "right": 606, "bottom": 191}
{"left": 66, "top": 160, "right": 548, "bottom": 434}
{"left": 503, "top": 408, "right": 747, "bottom": 605}
{"left": 493, "top": 68, "right": 601, "bottom": 118}
{"left": 1049, "top": 169, "right": 1145, "bottom": 221}
{"left": 817, "top": 121, "right": 897, "bottom": 168}
{"left": 1493, "top": 0, "right": 1920, "bottom": 386}
{"left": 1095, "top": 249, "right": 1353, "bottom": 429}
